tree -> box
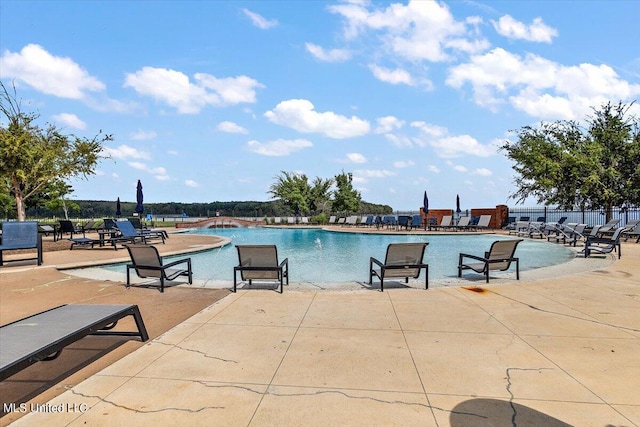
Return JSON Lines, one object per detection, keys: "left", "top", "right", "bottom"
{"left": 501, "top": 101, "right": 640, "bottom": 220}
{"left": 268, "top": 171, "right": 311, "bottom": 215}
{"left": 332, "top": 171, "right": 361, "bottom": 213}
{"left": 0, "top": 82, "right": 112, "bottom": 220}
{"left": 308, "top": 177, "right": 333, "bottom": 214}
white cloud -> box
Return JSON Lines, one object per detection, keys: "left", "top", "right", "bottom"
{"left": 354, "top": 169, "right": 396, "bottom": 178}
{"left": 0, "top": 44, "right": 105, "bottom": 99}
{"left": 130, "top": 130, "right": 157, "bottom": 141}
{"left": 128, "top": 162, "right": 169, "bottom": 180}
{"left": 124, "top": 67, "right": 263, "bottom": 114}
{"left": 305, "top": 43, "right": 351, "bottom": 62}
{"left": 247, "top": 138, "right": 313, "bottom": 156}
{"left": 413, "top": 123, "right": 498, "bottom": 157}
{"left": 51, "top": 113, "right": 86, "bottom": 130}
{"left": 473, "top": 168, "right": 493, "bottom": 176}
{"left": 453, "top": 165, "right": 468, "bottom": 172}
{"left": 492, "top": 15, "right": 558, "bottom": 43}
{"left": 393, "top": 160, "right": 415, "bottom": 168}
{"left": 428, "top": 165, "right": 441, "bottom": 173}
{"left": 446, "top": 47, "right": 640, "bottom": 120}
{"left": 369, "top": 64, "right": 414, "bottom": 85}
{"left": 384, "top": 133, "right": 414, "bottom": 148}
{"left": 217, "top": 121, "right": 249, "bottom": 134}
{"left": 329, "top": 1, "right": 489, "bottom": 61}
{"left": 242, "top": 8, "right": 278, "bottom": 29}
{"left": 376, "top": 116, "right": 405, "bottom": 133}
{"left": 185, "top": 180, "right": 200, "bottom": 188}
{"left": 102, "top": 144, "right": 151, "bottom": 160}
{"left": 346, "top": 152, "right": 367, "bottom": 163}
{"left": 264, "top": 99, "right": 370, "bottom": 139}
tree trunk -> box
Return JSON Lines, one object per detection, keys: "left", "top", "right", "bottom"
{"left": 15, "top": 194, "right": 26, "bottom": 221}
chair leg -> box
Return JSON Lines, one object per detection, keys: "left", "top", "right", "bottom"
{"left": 160, "top": 276, "right": 164, "bottom": 293}
{"left": 425, "top": 266, "right": 429, "bottom": 290}
{"left": 233, "top": 269, "right": 237, "bottom": 293}
{"left": 516, "top": 259, "right": 520, "bottom": 280}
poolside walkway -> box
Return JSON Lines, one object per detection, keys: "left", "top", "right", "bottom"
{"left": 1, "top": 229, "right": 639, "bottom": 426}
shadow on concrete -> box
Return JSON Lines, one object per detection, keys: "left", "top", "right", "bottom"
{"left": 450, "top": 398, "right": 572, "bottom": 427}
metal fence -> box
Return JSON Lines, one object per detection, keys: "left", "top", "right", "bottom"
{"left": 507, "top": 207, "right": 640, "bottom": 227}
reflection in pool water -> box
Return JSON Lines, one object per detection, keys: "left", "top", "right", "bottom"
{"left": 106, "top": 227, "right": 574, "bottom": 283}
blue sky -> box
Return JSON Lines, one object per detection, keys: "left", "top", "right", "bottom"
{"left": 1, "top": 1, "right": 639, "bottom": 211}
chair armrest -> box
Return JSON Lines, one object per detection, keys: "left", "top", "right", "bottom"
{"left": 459, "top": 253, "right": 486, "bottom": 263}
{"left": 163, "top": 257, "right": 191, "bottom": 269}
{"left": 370, "top": 257, "right": 384, "bottom": 268}
{"left": 279, "top": 258, "right": 288, "bottom": 269}
{"left": 127, "top": 263, "right": 164, "bottom": 271}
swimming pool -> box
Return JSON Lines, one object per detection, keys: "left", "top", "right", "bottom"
{"left": 105, "top": 228, "right": 574, "bottom": 283}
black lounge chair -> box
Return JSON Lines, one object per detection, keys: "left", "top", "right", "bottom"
{"left": 58, "top": 219, "right": 85, "bottom": 240}
{"left": 234, "top": 245, "right": 288, "bottom": 293}
{"left": 126, "top": 245, "right": 192, "bottom": 292}
{"left": 596, "top": 218, "right": 621, "bottom": 236}
{"left": 369, "top": 243, "right": 429, "bottom": 291}
{"left": 458, "top": 239, "right": 523, "bottom": 283}
{"left": 621, "top": 219, "right": 640, "bottom": 243}
{"left": 0, "top": 221, "right": 43, "bottom": 266}
{"left": 0, "top": 304, "right": 148, "bottom": 381}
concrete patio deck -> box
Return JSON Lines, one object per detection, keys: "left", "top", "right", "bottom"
{"left": 1, "top": 229, "right": 639, "bottom": 426}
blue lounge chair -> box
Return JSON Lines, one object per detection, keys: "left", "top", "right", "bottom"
{"left": 0, "top": 221, "right": 43, "bottom": 266}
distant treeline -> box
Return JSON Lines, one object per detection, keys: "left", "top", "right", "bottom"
{"left": 25, "top": 199, "right": 394, "bottom": 219}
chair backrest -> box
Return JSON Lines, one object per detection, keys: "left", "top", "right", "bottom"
{"left": 598, "top": 218, "right": 620, "bottom": 232}
{"left": 588, "top": 225, "right": 602, "bottom": 236}
{"left": 457, "top": 217, "right": 470, "bottom": 227}
{"left": 398, "top": 216, "right": 409, "bottom": 226}
{"left": 384, "top": 243, "right": 428, "bottom": 278}
{"left": 126, "top": 244, "right": 163, "bottom": 278}
{"left": 411, "top": 215, "right": 422, "bottom": 227}
{"left": 477, "top": 215, "right": 491, "bottom": 228}
{"left": 440, "top": 216, "right": 452, "bottom": 227}
{"left": 623, "top": 219, "right": 640, "bottom": 231}
{"left": 274, "top": 217, "right": 281, "bottom": 224}
{"left": 329, "top": 216, "right": 336, "bottom": 223}
{"left": 535, "top": 216, "right": 546, "bottom": 222}
{"left": 128, "top": 217, "right": 143, "bottom": 230}
{"left": 487, "top": 239, "right": 523, "bottom": 271}
{"left": 519, "top": 216, "right": 530, "bottom": 221}
{"left": 103, "top": 218, "right": 117, "bottom": 230}
{"left": 287, "top": 217, "right": 295, "bottom": 224}
{"left": 608, "top": 227, "right": 627, "bottom": 242}
{"left": 236, "top": 245, "right": 280, "bottom": 280}
{"left": 1, "top": 221, "right": 38, "bottom": 247}
{"left": 301, "top": 217, "right": 309, "bottom": 224}
{"left": 115, "top": 220, "right": 138, "bottom": 237}
{"left": 58, "top": 220, "right": 76, "bottom": 233}
{"left": 365, "top": 216, "right": 374, "bottom": 225}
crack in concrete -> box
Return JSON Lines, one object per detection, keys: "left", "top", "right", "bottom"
{"left": 505, "top": 367, "right": 552, "bottom": 426}
{"left": 154, "top": 341, "right": 239, "bottom": 363}
{"left": 487, "top": 289, "right": 640, "bottom": 333}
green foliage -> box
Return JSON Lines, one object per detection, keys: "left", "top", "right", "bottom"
{"left": 501, "top": 101, "right": 640, "bottom": 219}
{"left": 332, "top": 171, "right": 361, "bottom": 213}
{"left": 311, "top": 213, "right": 327, "bottom": 225}
{"left": 0, "top": 81, "right": 112, "bottom": 220}
{"left": 269, "top": 171, "right": 312, "bottom": 215}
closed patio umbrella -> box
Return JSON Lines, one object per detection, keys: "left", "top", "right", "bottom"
{"left": 116, "top": 197, "right": 121, "bottom": 217}
{"left": 456, "top": 194, "right": 461, "bottom": 214}
{"left": 423, "top": 190, "right": 429, "bottom": 230}
{"left": 135, "top": 180, "right": 144, "bottom": 214}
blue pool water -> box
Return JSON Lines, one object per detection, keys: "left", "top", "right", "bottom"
{"left": 106, "top": 228, "right": 574, "bottom": 283}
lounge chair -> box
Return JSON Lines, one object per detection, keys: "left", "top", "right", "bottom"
{"left": 38, "top": 224, "right": 57, "bottom": 241}
{"left": 504, "top": 216, "right": 516, "bottom": 230}
{"left": 116, "top": 220, "right": 165, "bottom": 244}
{"left": 547, "top": 223, "right": 583, "bottom": 245}
{"left": 234, "top": 245, "right": 288, "bottom": 293}
{"left": 397, "top": 215, "right": 410, "bottom": 230}
{"left": 369, "top": 243, "right": 429, "bottom": 291}
{"left": 454, "top": 216, "right": 471, "bottom": 231}
{"left": 287, "top": 217, "right": 295, "bottom": 225}
{"left": 0, "top": 304, "right": 148, "bottom": 381}
{"left": 622, "top": 219, "right": 640, "bottom": 243}
{"left": 58, "top": 219, "right": 85, "bottom": 240}
{"left": 471, "top": 215, "right": 492, "bottom": 231}
{"left": 410, "top": 214, "right": 422, "bottom": 230}
{"left": 0, "top": 221, "right": 43, "bottom": 266}
{"left": 328, "top": 216, "right": 337, "bottom": 224}
{"left": 125, "top": 244, "right": 192, "bottom": 292}
{"left": 274, "top": 217, "right": 282, "bottom": 225}
{"left": 458, "top": 239, "right": 523, "bottom": 283}
{"left": 438, "top": 215, "right": 452, "bottom": 230}
{"left": 363, "top": 215, "right": 374, "bottom": 227}
{"left": 583, "top": 227, "right": 627, "bottom": 259}
{"left": 301, "top": 217, "right": 309, "bottom": 225}
{"left": 596, "top": 218, "right": 621, "bottom": 236}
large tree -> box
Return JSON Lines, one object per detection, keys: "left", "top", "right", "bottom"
{"left": 501, "top": 101, "right": 640, "bottom": 220}
{"left": 332, "top": 171, "right": 361, "bottom": 213}
{"left": 268, "top": 171, "right": 312, "bottom": 215}
{"left": 0, "top": 82, "right": 112, "bottom": 220}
